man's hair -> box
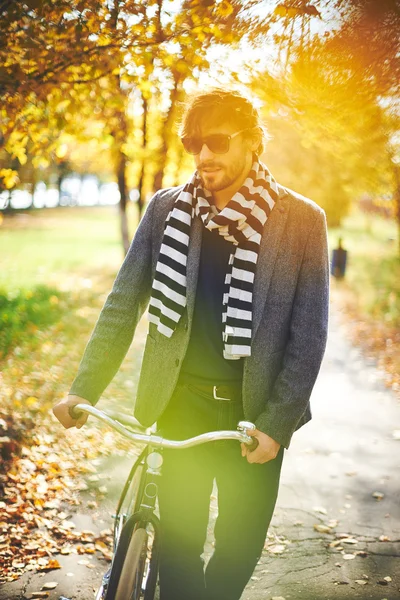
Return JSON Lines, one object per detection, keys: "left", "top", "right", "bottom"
{"left": 177, "top": 87, "right": 268, "bottom": 156}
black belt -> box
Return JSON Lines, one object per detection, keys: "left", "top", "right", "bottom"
{"left": 184, "top": 383, "right": 242, "bottom": 402}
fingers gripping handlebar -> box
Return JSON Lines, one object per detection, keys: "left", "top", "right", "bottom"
{"left": 69, "top": 405, "right": 84, "bottom": 420}
{"left": 237, "top": 421, "right": 259, "bottom": 452}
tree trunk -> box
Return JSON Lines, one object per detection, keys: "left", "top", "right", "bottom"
{"left": 3, "top": 190, "right": 11, "bottom": 213}
{"left": 137, "top": 93, "right": 148, "bottom": 220}
{"left": 393, "top": 163, "right": 400, "bottom": 258}
{"left": 117, "top": 151, "right": 130, "bottom": 255}
{"left": 152, "top": 76, "right": 180, "bottom": 192}
{"left": 110, "top": 0, "right": 130, "bottom": 254}
{"left": 25, "top": 163, "right": 35, "bottom": 210}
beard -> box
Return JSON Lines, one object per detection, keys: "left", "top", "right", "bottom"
{"left": 198, "top": 155, "right": 249, "bottom": 193}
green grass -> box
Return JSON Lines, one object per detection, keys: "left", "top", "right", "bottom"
{"left": 0, "top": 204, "right": 142, "bottom": 359}
{"left": 328, "top": 207, "right": 400, "bottom": 325}
{"left": 0, "top": 285, "right": 66, "bottom": 358}
{"left": 0, "top": 205, "right": 140, "bottom": 291}
{"left": 1, "top": 203, "right": 399, "bottom": 339}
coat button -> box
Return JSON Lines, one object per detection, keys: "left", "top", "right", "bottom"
{"left": 279, "top": 205, "right": 285, "bottom": 213}
{"left": 184, "top": 322, "right": 188, "bottom": 331}
{"left": 175, "top": 359, "right": 180, "bottom": 367}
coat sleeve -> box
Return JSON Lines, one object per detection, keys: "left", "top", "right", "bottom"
{"left": 68, "top": 193, "right": 158, "bottom": 405}
{"left": 255, "top": 209, "right": 330, "bottom": 449}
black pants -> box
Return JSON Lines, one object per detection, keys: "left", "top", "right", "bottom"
{"left": 157, "top": 383, "right": 285, "bottom": 600}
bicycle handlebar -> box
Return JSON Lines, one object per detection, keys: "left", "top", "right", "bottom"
{"left": 68, "top": 404, "right": 259, "bottom": 451}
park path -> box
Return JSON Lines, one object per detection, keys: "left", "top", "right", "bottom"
{"left": 1, "top": 306, "right": 399, "bottom": 600}
{"left": 241, "top": 308, "right": 400, "bottom": 600}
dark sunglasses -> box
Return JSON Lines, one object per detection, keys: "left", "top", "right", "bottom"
{"left": 180, "top": 128, "right": 249, "bottom": 155}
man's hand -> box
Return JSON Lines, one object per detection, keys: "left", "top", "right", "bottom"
{"left": 241, "top": 428, "right": 281, "bottom": 464}
{"left": 52, "top": 395, "right": 91, "bottom": 430}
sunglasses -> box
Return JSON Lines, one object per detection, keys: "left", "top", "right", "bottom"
{"left": 180, "top": 128, "right": 249, "bottom": 155}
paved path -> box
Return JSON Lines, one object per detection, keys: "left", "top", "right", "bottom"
{"left": 1, "top": 309, "right": 399, "bottom": 600}
{"left": 241, "top": 309, "right": 400, "bottom": 600}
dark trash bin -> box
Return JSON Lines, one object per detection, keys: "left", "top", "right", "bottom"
{"left": 331, "top": 238, "right": 347, "bottom": 278}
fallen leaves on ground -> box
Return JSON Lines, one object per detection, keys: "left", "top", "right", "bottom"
{"left": 0, "top": 277, "right": 141, "bottom": 584}
{"left": 314, "top": 524, "right": 333, "bottom": 534}
{"left": 0, "top": 421, "right": 123, "bottom": 582}
{"left": 372, "top": 491, "right": 385, "bottom": 501}
{"left": 264, "top": 532, "right": 291, "bottom": 555}
{"left": 330, "top": 283, "right": 400, "bottom": 399}
{"left": 41, "top": 582, "right": 58, "bottom": 590}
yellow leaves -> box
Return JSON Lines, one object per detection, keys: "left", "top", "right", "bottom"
{"left": 97, "top": 34, "right": 113, "bottom": 47}
{"left": 0, "top": 168, "right": 19, "bottom": 189}
{"left": 37, "top": 558, "right": 61, "bottom": 571}
{"left": 138, "top": 78, "right": 152, "bottom": 99}
{"left": 216, "top": 0, "right": 234, "bottom": 18}
{"left": 55, "top": 144, "right": 68, "bottom": 159}
{"left": 191, "top": 53, "right": 205, "bottom": 67}
{"left": 55, "top": 99, "right": 71, "bottom": 114}
{"left": 163, "top": 53, "right": 176, "bottom": 68}
{"left": 174, "top": 59, "right": 189, "bottom": 75}
{"left": 274, "top": 4, "right": 307, "bottom": 19}
{"left": 209, "top": 23, "right": 223, "bottom": 40}
{"left": 220, "top": 31, "right": 234, "bottom": 44}
{"left": 274, "top": 5, "right": 287, "bottom": 17}
{"left": 95, "top": 539, "right": 113, "bottom": 561}
{"left": 13, "top": 147, "right": 28, "bottom": 166}
{"left": 32, "top": 156, "right": 50, "bottom": 169}
{"left": 6, "top": 131, "right": 28, "bottom": 165}
{"left": 26, "top": 396, "right": 39, "bottom": 408}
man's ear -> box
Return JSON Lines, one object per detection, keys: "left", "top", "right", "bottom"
{"left": 248, "top": 127, "right": 262, "bottom": 153}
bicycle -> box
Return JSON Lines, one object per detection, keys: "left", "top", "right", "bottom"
{"left": 68, "top": 403, "right": 258, "bottom": 600}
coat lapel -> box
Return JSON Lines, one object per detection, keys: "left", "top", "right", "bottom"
{"left": 252, "top": 186, "right": 290, "bottom": 340}
{"left": 186, "top": 214, "right": 203, "bottom": 325}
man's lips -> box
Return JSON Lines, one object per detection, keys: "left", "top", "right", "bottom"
{"left": 201, "top": 167, "right": 221, "bottom": 173}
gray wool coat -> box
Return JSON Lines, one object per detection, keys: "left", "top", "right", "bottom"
{"left": 69, "top": 183, "right": 329, "bottom": 449}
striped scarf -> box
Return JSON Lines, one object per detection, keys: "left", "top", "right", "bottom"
{"left": 148, "top": 155, "right": 279, "bottom": 359}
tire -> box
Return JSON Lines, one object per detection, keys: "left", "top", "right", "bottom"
{"left": 122, "top": 462, "right": 145, "bottom": 522}
{"left": 114, "top": 527, "right": 148, "bottom": 600}
{"left": 114, "top": 452, "right": 146, "bottom": 546}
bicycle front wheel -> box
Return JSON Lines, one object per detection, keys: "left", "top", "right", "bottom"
{"left": 114, "top": 527, "right": 148, "bottom": 600}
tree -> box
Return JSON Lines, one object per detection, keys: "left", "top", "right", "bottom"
{"left": 251, "top": 43, "right": 394, "bottom": 226}
{"left": 325, "top": 0, "right": 400, "bottom": 251}
{"left": 248, "top": 0, "right": 399, "bottom": 238}
{"left": 0, "top": 0, "right": 254, "bottom": 252}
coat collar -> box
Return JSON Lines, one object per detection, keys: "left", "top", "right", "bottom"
{"left": 252, "top": 184, "right": 289, "bottom": 339}
{"left": 185, "top": 184, "right": 290, "bottom": 334}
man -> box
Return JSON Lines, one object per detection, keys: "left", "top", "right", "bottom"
{"left": 53, "top": 87, "right": 329, "bottom": 600}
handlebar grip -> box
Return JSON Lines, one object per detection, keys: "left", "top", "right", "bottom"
{"left": 69, "top": 405, "right": 83, "bottom": 420}
{"left": 246, "top": 437, "right": 259, "bottom": 452}
{"left": 237, "top": 420, "right": 258, "bottom": 452}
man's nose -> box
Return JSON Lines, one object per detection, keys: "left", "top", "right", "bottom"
{"left": 198, "top": 142, "right": 215, "bottom": 162}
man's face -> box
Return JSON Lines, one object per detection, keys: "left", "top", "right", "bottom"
{"left": 193, "top": 123, "right": 254, "bottom": 194}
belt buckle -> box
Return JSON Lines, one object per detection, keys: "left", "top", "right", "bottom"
{"left": 213, "top": 385, "right": 230, "bottom": 401}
